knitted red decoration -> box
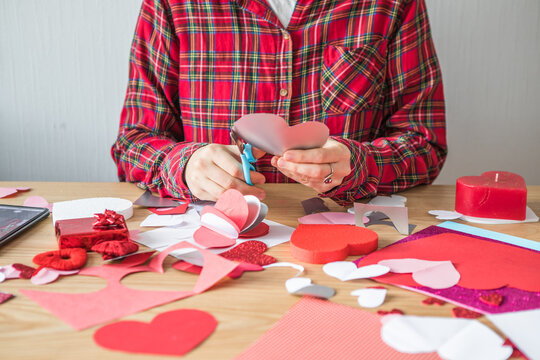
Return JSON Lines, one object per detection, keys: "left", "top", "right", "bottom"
{"left": 91, "top": 241, "right": 139, "bottom": 260}
{"left": 12, "top": 263, "right": 37, "bottom": 279}
{"left": 33, "top": 248, "right": 88, "bottom": 270}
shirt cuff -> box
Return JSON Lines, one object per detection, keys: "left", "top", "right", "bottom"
{"left": 318, "top": 136, "right": 370, "bottom": 206}
{"left": 158, "top": 142, "right": 208, "bottom": 202}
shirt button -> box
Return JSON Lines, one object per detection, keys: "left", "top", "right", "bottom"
{"left": 283, "top": 32, "right": 290, "bottom": 40}
{"left": 280, "top": 88, "right": 289, "bottom": 97}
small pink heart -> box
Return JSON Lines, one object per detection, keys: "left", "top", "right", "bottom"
{"left": 233, "top": 113, "right": 329, "bottom": 156}
{"left": 378, "top": 258, "right": 460, "bottom": 289}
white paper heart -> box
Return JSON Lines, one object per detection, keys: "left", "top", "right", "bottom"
{"left": 323, "top": 261, "right": 390, "bottom": 281}
{"left": 263, "top": 262, "right": 305, "bottom": 277}
{"left": 381, "top": 315, "right": 512, "bottom": 360}
{"left": 0, "top": 265, "right": 21, "bottom": 279}
{"left": 0, "top": 271, "right": 5, "bottom": 283}
{"left": 351, "top": 288, "right": 387, "bottom": 308}
{"left": 285, "top": 277, "right": 312, "bottom": 293}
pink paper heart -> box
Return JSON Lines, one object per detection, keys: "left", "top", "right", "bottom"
{"left": 214, "top": 189, "right": 249, "bottom": 229}
{"left": 194, "top": 206, "right": 240, "bottom": 248}
{"left": 31, "top": 268, "right": 79, "bottom": 285}
{"left": 378, "top": 258, "right": 460, "bottom": 289}
{"left": 233, "top": 113, "right": 329, "bottom": 156}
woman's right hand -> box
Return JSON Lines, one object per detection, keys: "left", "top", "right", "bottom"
{"left": 184, "top": 144, "right": 266, "bottom": 201}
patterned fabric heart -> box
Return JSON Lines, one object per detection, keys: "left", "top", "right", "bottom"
{"left": 220, "top": 241, "right": 276, "bottom": 266}
{"left": 479, "top": 293, "right": 503, "bottom": 306}
{"left": 451, "top": 307, "right": 482, "bottom": 319}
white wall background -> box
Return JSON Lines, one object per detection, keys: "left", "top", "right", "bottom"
{"left": 1, "top": 0, "right": 539, "bottom": 185}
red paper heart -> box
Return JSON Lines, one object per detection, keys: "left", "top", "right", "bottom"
{"left": 94, "top": 309, "right": 217, "bottom": 357}
{"left": 421, "top": 297, "right": 446, "bottom": 306}
{"left": 451, "top": 307, "right": 483, "bottom": 319}
{"left": 479, "top": 293, "right": 503, "bottom": 307}
{"left": 233, "top": 113, "right": 329, "bottom": 156}
{"left": 455, "top": 171, "right": 527, "bottom": 220}
{"left": 238, "top": 222, "right": 269, "bottom": 238}
{"left": 12, "top": 263, "right": 37, "bottom": 279}
{"left": 220, "top": 240, "right": 276, "bottom": 266}
{"left": 290, "top": 224, "right": 378, "bottom": 264}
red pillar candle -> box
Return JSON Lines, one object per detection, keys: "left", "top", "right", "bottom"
{"left": 455, "top": 171, "right": 527, "bottom": 220}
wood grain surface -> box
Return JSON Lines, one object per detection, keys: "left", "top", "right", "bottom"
{"left": 0, "top": 182, "right": 538, "bottom": 359}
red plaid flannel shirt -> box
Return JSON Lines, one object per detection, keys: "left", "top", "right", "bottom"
{"left": 112, "top": 0, "right": 447, "bottom": 206}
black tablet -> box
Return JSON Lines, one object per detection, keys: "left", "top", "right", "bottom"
{"left": 0, "top": 204, "right": 50, "bottom": 247}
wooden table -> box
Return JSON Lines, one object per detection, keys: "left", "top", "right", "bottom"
{"left": 0, "top": 182, "right": 538, "bottom": 359}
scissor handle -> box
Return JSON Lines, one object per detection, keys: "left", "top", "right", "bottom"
{"left": 241, "top": 143, "right": 256, "bottom": 185}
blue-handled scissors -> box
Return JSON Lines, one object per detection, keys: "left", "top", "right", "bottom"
{"left": 230, "top": 129, "right": 257, "bottom": 186}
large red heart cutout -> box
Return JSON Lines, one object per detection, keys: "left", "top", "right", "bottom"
{"left": 455, "top": 171, "right": 527, "bottom": 220}
{"left": 233, "top": 113, "right": 329, "bottom": 156}
{"left": 290, "top": 224, "right": 378, "bottom": 264}
{"left": 93, "top": 309, "right": 217, "bottom": 356}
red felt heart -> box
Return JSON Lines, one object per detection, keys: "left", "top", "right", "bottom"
{"left": 451, "top": 307, "right": 482, "bottom": 319}
{"left": 12, "top": 263, "right": 37, "bottom": 279}
{"left": 0, "top": 292, "right": 14, "bottom": 304}
{"left": 479, "top": 293, "right": 503, "bottom": 307}
{"left": 233, "top": 113, "right": 329, "bottom": 156}
{"left": 148, "top": 202, "right": 188, "bottom": 215}
{"left": 94, "top": 309, "right": 217, "bottom": 357}
{"left": 220, "top": 240, "right": 276, "bottom": 266}
{"left": 290, "top": 224, "right": 378, "bottom": 264}
{"left": 455, "top": 171, "right": 527, "bottom": 220}
{"left": 421, "top": 297, "right": 446, "bottom": 306}
{"left": 377, "top": 309, "right": 404, "bottom": 316}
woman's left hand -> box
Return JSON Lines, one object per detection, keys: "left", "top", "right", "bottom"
{"left": 271, "top": 138, "right": 352, "bottom": 193}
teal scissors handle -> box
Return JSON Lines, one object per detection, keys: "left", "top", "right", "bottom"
{"left": 240, "top": 143, "right": 257, "bottom": 186}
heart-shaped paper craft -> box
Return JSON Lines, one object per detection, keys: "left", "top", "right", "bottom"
{"left": 285, "top": 277, "right": 335, "bottom": 299}
{"left": 94, "top": 309, "right": 217, "bottom": 357}
{"left": 31, "top": 268, "right": 79, "bottom": 285}
{"left": 323, "top": 261, "right": 390, "bottom": 281}
{"left": 479, "top": 293, "right": 503, "bottom": 307}
{"left": 455, "top": 171, "right": 527, "bottom": 220}
{"left": 194, "top": 190, "right": 268, "bottom": 248}
{"left": 351, "top": 287, "right": 387, "bottom": 308}
{"left": 232, "top": 113, "right": 329, "bottom": 156}
{"left": 290, "top": 224, "right": 378, "bottom": 264}
{"left": 378, "top": 258, "right": 460, "bottom": 289}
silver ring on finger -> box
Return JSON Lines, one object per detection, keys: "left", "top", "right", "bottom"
{"left": 323, "top": 163, "right": 334, "bottom": 184}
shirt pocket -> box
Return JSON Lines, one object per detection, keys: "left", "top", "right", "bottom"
{"left": 320, "top": 38, "right": 387, "bottom": 115}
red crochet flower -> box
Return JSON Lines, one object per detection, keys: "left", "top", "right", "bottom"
{"left": 91, "top": 241, "right": 139, "bottom": 260}
{"left": 93, "top": 210, "right": 124, "bottom": 230}
{"left": 33, "top": 248, "right": 87, "bottom": 270}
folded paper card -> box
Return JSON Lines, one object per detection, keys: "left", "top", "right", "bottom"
{"left": 232, "top": 113, "right": 329, "bottom": 156}
{"left": 194, "top": 189, "right": 268, "bottom": 248}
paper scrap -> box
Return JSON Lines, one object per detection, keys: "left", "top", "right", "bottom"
{"left": 31, "top": 268, "right": 79, "bottom": 285}
{"left": 0, "top": 187, "right": 30, "bottom": 198}
{"left": 94, "top": 309, "right": 216, "bottom": 356}
{"left": 368, "top": 195, "right": 407, "bottom": 207}
{"left": 0, "top": 292, "right": 14, "bottom": 304}
{"left": 140, "top": 214, "right": 185, "bottom": 227}
{"left": 354, "top": 202, "right": 410, "bottom": 235}
{"left": 323, "top": 261, "right": 390, "bottom": 281}
{"left": 301, "top": 197, "right": 330, "bottom": 215}
{"left": 23, "top": 196, "right": 52, "bottom": 211}
{"left": 263, "top": 262, "right": 304, "bottom": 277}
{"left": 133, "top": 190, "right": 181, "bottom": 208}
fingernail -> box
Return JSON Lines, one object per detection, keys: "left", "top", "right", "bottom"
{"left": 277, "top": 159, "right": 287, "bottom": 167}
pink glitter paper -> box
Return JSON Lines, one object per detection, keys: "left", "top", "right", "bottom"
{"left": 355, "top": 225, "right": 540, "bottom": 314}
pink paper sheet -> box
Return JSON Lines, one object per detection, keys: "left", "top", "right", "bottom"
{"left": 21, "top": 242, "right": 238, "bottom": 330}
{"left": 236, "top": 297, "right": 437, "bottom": 360}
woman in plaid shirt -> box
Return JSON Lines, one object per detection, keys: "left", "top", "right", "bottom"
{"left": 112, "top": 0, "right": 446, "bottom": 206}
